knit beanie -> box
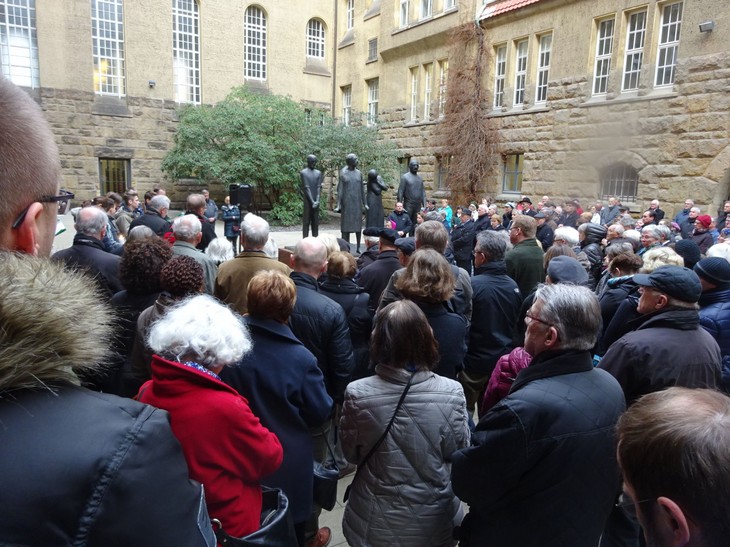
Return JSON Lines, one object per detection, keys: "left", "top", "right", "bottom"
{"left": 675, "top": 239, "right": 702, "bottom": 270}
{"left": 694, "top": 257, "right": 730, "bottom": 289}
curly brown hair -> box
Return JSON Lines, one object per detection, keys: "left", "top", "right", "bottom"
{"left": 160, "top": 255, "right": 204, "bottom": 297}
{"left": 119, "top": 238, "right": 172, "bottom": 293}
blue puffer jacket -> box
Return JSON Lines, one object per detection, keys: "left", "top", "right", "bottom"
{"left": 698, "top": 287, "right": 730, "bottom": 391}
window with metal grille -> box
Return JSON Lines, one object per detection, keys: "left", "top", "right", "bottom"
{"left": 307, "top": 19, "right": 325, "bottom": 59}
{"left": 99, "top": 158, "right": 130, "bottom": 195}
{"left": 592, "top": 18, "right": 614, "bottom": 95}
{"left": 622, "top": 10, "right": 646, "bottom": 91}
{"left": 367, "top": 78, "right": 379, "bottom": 126}
{"left": 92, "top": 0, "right": 126, "bottom": 96}
{"left": 502, "top": 154, "right": 523, "bottom": 193}
{"left": 0, "top": 0, "right": 40, "bottom": 87}
{"left": 655, "top": 2, "right": 682, "bottom": 87}
{"left": 513, "top": 40, "right": 527, "bottom": 105}
{"left": 493, "top": 45, "right": 506, "bottom": 108}
{"left": 173, "top": 0, "right": 200, "bottom": 104}
{"left": 600, "top": 164, "right": 639, "bottom": 202}
{"left": 244, "top": 6, "right": 266, "bottom": 80}
{"left": 535, "top": 34, "right": 551, "bottom": 104}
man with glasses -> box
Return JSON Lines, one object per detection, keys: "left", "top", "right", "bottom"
{"left": 452, "top": 283, "right": 625, "bottom": 547}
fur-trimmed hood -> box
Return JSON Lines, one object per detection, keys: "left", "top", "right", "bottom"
{"left": 0, "top": 252, "right": 115, "bottom": 392}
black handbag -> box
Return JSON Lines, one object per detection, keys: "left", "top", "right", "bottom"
{"left": 312, "top": 431, "right": 339, "bottom": 511}
{"left": 344, "top": 372, "right": 415, "bottom": 502}
{"left": 212, "top": 487, "right": 297, "bottom": 547}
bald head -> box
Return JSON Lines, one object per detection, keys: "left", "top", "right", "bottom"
{"left": 292, "top": 236, "right": 327, "bottom": 276}
{"left": 0, "top": 78, "right": 61, "bottom": 255}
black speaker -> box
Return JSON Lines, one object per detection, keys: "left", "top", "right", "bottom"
{"left": 229, "top": 184, "right": 253, "bottom": 210}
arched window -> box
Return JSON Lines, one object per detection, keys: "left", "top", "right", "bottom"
{"left": 244, "top": 6, "right": 266, "bottom": 80}
{"left": 601, "top": 163, "right": 639, "bottom": 202}
{"left": 0, "top": 0, "right": 40, "bottom": 87}
{"left": 306, "top": 19, "right": 325, "bottom": 59}
{"left": 173, "top": 0, "right": 200, "bottom": 104}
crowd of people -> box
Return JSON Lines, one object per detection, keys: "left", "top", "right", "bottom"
{"left": 3, "top": 74, "right": 730, "bottom": 547}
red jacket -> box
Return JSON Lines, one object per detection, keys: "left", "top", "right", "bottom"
{"left": 139, "top": 356, "right": 283, "bottom": 537}
{"left": 480, "top": 347, "right": 532, "bottom": 417}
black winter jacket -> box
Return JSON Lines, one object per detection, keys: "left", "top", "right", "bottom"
{"left": 128, "top": 206, "right": 170, "bottom": 237}
{"left": 51, "top": 234, "right": 123, "bottom": 297}
{"left": 289, "top": 272, "right": 355, "bottom": 402}
{"left": 451, "top": 219, "right": 476, "bottom": 262}
{"left": 452, "top": 350, "right": 625, "bottom": 547}
{"left": 698, "top": 287, "right": 730, "bottom": 390}
{"left": 0, "top": 385, "right": 214, "bottom": 546}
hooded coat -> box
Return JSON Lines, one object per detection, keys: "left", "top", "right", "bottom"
{"left": 0, "top": 254, "right": 215, "bottom": 547}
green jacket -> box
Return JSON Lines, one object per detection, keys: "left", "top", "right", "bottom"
{"left": 505, "top": 238, "right": 545, "bottom": 298}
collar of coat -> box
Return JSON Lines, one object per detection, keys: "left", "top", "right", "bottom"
{"left": 244, "top": 315, "right": 304, "bottom": 346}
{"left": 147, "top": 355, "right": 239, "bottom": 395}
{"left": 474, "top": 260, "right": 508, "bottom": 276}
{"left": 291, "top": 271, "right": 319, "bottom": 291}
{"left": 72, "top": 233, "right": 106, "bottom": 250}
{"left": 510, "top": 349, "right": 593, "bottom": 394}
{"left": 698, "top": 287, "right": 730, "bottom": 306}
{"left": 633, "top": 307, "right": 701, "bottom": 331}
{"left": 374, "top": 363, "right": 431, "bottom": 385}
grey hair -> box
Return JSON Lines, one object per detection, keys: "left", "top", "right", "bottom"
{"left": 475, "top": 230, "right": 507, "bottom": 261}
{"left": 654, "top": 224, "right": 670, "bottom": 242}
{"left": 690, "top": 207, "right": 701, "bottom": 214}
{"left": 294, "top": 236, "right": 327, "bottom": 273}
{"left": 641, "top": 247, "right": 683, "bottom": 273}
{"left": 126, "top": 225, "right": 156, "bottom": 242}
{"left": 423, "top": 211, "right": 442, "bottom": 222}
{"left": 554, "top": 226, "right": 579, "bottom": 247}
{"left": 533, "top": 283, "right": 601, "bottom": 351}
{"left": 205, "top": 237, "right": 234, "bottom": 263}
{"left": 608, "top": 223, "right": 625, "bottom": 236}
{"left": 150, "top": 194, "right": 170, "bottom": 210}
{"left": 365, "top": 236, "right": 379, "bottom": 245}
{"left": 148, "top": 294, "right": 252, "bottom": 367}
{"left": 641, "top": 224, "right": 663, "bottom": 240}
{"left": 620, "top": 214, "right": 636, "bottom": 229}
{"left": 172, "top": 214, "right": 201, "bottom": 241}
{"left": 624, "top": 229, "right": 641, "bottom": 245}
{"left": 707, "top": 244, "right": 730, "bottom": 261}
{"left": 606, "top": 241, "right": 634, "bottom": 259}
{"left": 75, "top": 206, "right": 107, "bottom": 236}
{"left": 241, "top": 212, "right": 269, "bottom": 249}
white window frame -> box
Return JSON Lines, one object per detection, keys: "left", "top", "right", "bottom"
{"left": 592, "top": 17, "right": 614, "bottom": 95}
{"left": 420, "top": 0, "right": 432, "bottom": 19}
{"left": 493, "top": 45, "right": 506, "bottom": 108}
{"left": 535, "top": 34, "right": 551, "bottom": 104}
{"left": 513, "top": 40, "right": 528, "bottom": 106}
{"left": 423, "top": 63, "right": 433, "bottom": 120}
{"left": 244, "top": 6, "right": 266, "bottom": 80}
{"left": 172, "top": 0, "right": 200, "bottom": 104}
{"left": 306, "top": 19, "right": 325, "bottom": 59}
{"left": 399, "top": 0, "right": 408, "bottom": 27}
{"left": 91, "top": 0, "right": 126, "bottom": 97}
{"left": 622, "top": 10, "right": 646, "bottom": 92}
{"left": 341, "top": 85, "right": 351, "bottom": 125}
{"left": 438, "top": 59, "right": 448, "bottom": 117}
{"left": 409, "top": 67, "right": 418, "bottom": 121}
{"left": 655, "top": 1, "right": 682, "bottom": 87}
{"left": 367, "top": 78, "right": 379, "bottom": 126}
{"left": 444, "top": 0, "right": 455, "bottom": 9}
{"left": 0, "top": 0, "right": 40, "bottom": 88}
{"left": 346, "top": 0, "right": 354, "bottom": 30}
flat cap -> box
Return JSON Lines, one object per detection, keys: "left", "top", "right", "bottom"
{"left": 632, "top": 265, "right": 702, "bottom": 303}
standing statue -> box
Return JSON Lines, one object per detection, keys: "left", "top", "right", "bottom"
{"left": 397, "top": 159, "right": 426, "bottom": 236}
{"left": 300, "top": 154, "right": 324, "bottom": 238}
{"left": 366, "top": 169, "right": 389, "bottom": 228}
{"left": 335, "top": 153, "right": 367, "bottom": 252}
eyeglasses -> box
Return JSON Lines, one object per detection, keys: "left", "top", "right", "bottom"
{"left": 12, "top": 190, "right": 75, "bottom": 230}
{"left": 525, "top": 313, "right": 552, "bottom": 327}
{"left": 615, "top": 492, "right": 651, "bottom": 511}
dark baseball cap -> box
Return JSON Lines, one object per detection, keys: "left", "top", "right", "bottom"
{"left": 632, "top": 265, "right": 702, "bottom": 303}
{"left": 394, "top": 237, "right": 416, "bottom": 255}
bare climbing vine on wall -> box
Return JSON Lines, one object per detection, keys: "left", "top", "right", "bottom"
{"left": 436, "top": 21, "right": 497, "bottom": 205}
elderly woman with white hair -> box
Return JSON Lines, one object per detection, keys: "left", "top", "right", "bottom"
{"left": 137, "top": 294, "right": 283, "bottom": 538}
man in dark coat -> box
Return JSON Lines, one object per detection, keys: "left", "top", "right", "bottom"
{"left": 185, "top": 193, "right": 216, "bottom": 251}
{"left": 52, "top": 206, "right": 123, "bottom": 298}
{"left": 357, "top": 228, "right": 401, "bottom": 311}
{"left": 534, "top": 212, "right": 554, "bottom": 250}
{"left": 695, "top": 257, "right": 730, "bottom": 392}
{"left": 459, "top": 231, "right": 522, "bottom": 414}
{"left": 387, "top": 202, "right": 413, "bottom": 237}
{"left": 473, "top": 204, "right": 491, "bottom": 233}
{"left": 357, "top": 231, "right": 380, "bottom": 271}
{"left": 451, "top": 207, "right": 476, "bottom": 273}
{"left": 505, "top": 215, "right": 545, "bottom": 299}
{"left": 128, "top": 194, "right": 171, "bottom": 237}
{"left": 452, "top": 283, "right": 625, "bottom": 547}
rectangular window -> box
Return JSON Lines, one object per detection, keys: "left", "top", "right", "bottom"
{"left": 346, "top": 0, "right": 354, "bottom": 30}
{"left": 0, "top": 0, "right": 40, "bottom": 88}
{"left": 513, "top": 40, "right": 528, "bottom": 106}
{"left": 172, "top": 0, "right": 200, "bottom": 104}
{"left": 622, "top": 10, "right": 646, "bottom": 91}
{"left": 99, "top": 158, "right": 130, "bottom": 195}
{"left": 367, "top": 78, "right": 379, "bottom": 126}
{"left": 502, "top": 153, "right": 523, "bottom": 193}
{"left": 655, "top": 2, "right": 682, "bottom": 87}
{"left": 409, "top": 67, "right": 418, "bottom": 121}
{"left": 244, "top": 6, "right": 266, "bottom": 80}
{"left": 535, "top": 34, "right": 551, "bottom": 104}
{"left": 423, "top": 63, "right": 433, "bottom": 120}
{"left": 493, "top": 45, "right": 506, "bottom": 108}
{"left": 91, "top": 0, "right": 126, "bottom": 96}
{"left": 438, "top": 59, "right": 448, "bottom": 117}
{"left": 436, "top": 155, "right": 451, "bottom": 190}
{"left": 592, "top": 18, "right": 614, "bottom": 95}
{"left": 444, "top": 0, "right": 455, "bottom": 9}
{"left": 341, "top": 85, "right": 351, "bottom": 125}
{"left": 420, "top": 0, "right": 432, "bottom": 19}
{"left": 399, "top": 0, "right": 408, "bottom": 27}
{"left": 367, "top": 38, "right": 377, "bottom": 62}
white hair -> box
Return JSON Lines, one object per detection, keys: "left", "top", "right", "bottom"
{"left": 706, "top": 244, "right": 730, "bottom": 262}
{"left": 172, "top": 214, "right": 201, "bottom": 241}
{"left": 554, "top": 226, "right": 579, "bottom": 247}
{"left": 205, "top": 237, "right": 234, "bottom": 263}
{"left": 150, "top": 194, "right": 170, "bottom": 210}
{"left": 148, "top": 294, "right": 252, "bottom": 367}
